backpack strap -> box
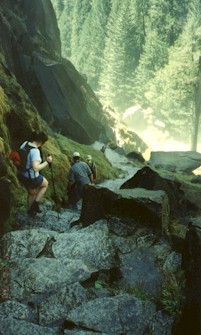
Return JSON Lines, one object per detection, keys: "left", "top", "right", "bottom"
{"left": 25, "top": 143, "right": 39, "bottom": 179}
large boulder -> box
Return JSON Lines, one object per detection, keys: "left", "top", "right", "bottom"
{"left": 0, "top": 204, "right": 181, "bottom": 334}
{"left": 80, "top": 185, "right": 170, "bottom": 235}
{"left": 67, "top": 295, "right": 157, "bottom": 335}
{"left": 148, "top": 151, "right": 201, "bottom": 173}
{"left": 120, "top": 166, "right": 195, "bottom": 219}
{"left": 176, "top": 217, "right": 201, "bottom": 335}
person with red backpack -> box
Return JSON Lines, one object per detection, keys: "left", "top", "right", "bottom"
{"left": 16, "top": 131, "right": 52, "bottom": 216}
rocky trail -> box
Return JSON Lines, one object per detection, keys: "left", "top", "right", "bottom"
{"left": 0, "top": 150, "right": 200, "bottom": 335}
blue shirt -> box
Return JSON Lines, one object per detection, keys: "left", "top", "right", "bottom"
{"left": 68, "top": 161, "right": 92, "bottom": 190}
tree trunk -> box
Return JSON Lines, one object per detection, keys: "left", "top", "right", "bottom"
{"left": 191, "top": 57, "right": 201, "bottom": 151}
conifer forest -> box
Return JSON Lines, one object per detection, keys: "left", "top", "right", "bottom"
{"left": 51, "top": 0, "right": 201, "bottom": 151}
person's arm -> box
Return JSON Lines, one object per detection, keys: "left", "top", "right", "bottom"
{"left": 89, "top": 174, "right": 93, "bottom": 183}
{"left": 32, "top": 160, "right": 49, "bottom": 172}
{"left": 67, "top": 180, "right": 75, "bottom": 192}
{"left": 93, "top": 163, "right": 97, "bottom": 179}
{"left": 86, "top": 163, "right": 93, "bottom": 183}
{"left": 67, "top": 167, "right": 76, "bottom": 192}
{"left": 32, "top": 153, "right": 52, "bottom": 172}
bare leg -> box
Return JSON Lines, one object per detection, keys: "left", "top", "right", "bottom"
{"left": 35, "top": 177, "right": 48, "bottom": 202}
{"left": 27, "top": 189, "right": 37, "bottom": 210}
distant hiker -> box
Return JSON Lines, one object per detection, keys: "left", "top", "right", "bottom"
{"left": 67, "top": 152, "right": 93, "bottom": 210}
{"left": 100, "top": 145, "right": 106, "bottom": 153}
{"left": 17, "top": 131, "right": 52, "bottom": 216}
{"left": 86, "top": 154, "right": 97, "bottom": 180}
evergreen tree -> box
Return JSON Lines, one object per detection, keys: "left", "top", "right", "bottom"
{"left": 70, "top": 0, "right": 92, "bottom": 66}
{"left": 133, "top": 0, "right": 189, "bottom": 104}
{"left": 59, "top": 0, "right": 74, "bottom": 58}
{"left": 74, "top": 0, "right": 112, "bottom": 90}
{"left": 53, "top": 0, "right": 201, "bottom": 147}
{"left": 98, "top": 0, "right": 143, "bottom": 112}
{"left": 133, "top": 30, "right": 169, "bottom": 103}
{"left": 188, "top": 0, "right": 201, "bottom": 149}
{"left": 51, "top": 0, "right": 65, "bottom": 18}
{"left": 136, "top": 4, "right": 200, "bottom": 145}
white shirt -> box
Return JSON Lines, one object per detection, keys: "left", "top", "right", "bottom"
{"left": 20, "top": 141, "right": 41, "bottom": 178}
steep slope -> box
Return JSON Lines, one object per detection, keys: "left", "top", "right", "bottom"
{"left": 0, "top": 0, "right": 106, "bottom": 144}
{"left": 0, "top": 56, "right": 120, "bottom": 233}
{"left": 0, "top": 0, "right": 147, "bottom": 231}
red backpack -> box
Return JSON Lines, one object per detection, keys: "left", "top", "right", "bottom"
{"left": 9, "top": 142, "right": 32, "bottom": 173}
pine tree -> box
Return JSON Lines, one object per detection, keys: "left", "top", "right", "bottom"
{"left": 136, "top": 7, "right": 199, "bottom": 145}
{"left": 57, "top": 0, "right": 74, "bottom": 58}
{"left": 51, "top": 0, "right": 65, "bottom": 18}
{"left": 74, "top": 0, "right": 112, "bottom": 90}
{"left": 70, "top": 0, "right": 92, "bottom": 66}
{"left": 53, "top": 0, "right": 200, "bottom": 148}
{"left": 188, "top": 0, "right": 201, "bottom": 149}
{"left": 133, "top": 0, "right": 189, "bottom": 104}
{"left": 98, "top": 0, "right": 143, "bottom": 112}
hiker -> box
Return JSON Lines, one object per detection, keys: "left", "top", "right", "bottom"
{"left": 17, "top": 131, "right": 52, "bottom": 215}
{"left": 100, "top": 145, "right": 106, "bottom": 153}
{"left": 67, "top": 152, "right": 93, "bottom": 210}
{"left": 86, "top": 154, "right": 97, "bottom": 180}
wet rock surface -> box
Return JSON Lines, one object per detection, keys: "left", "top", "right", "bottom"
{"left": 0, "top": 199, "right": 180, "bottom": 334}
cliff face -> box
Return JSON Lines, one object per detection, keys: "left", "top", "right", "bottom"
{"left": 0, "top": 0, "right": 106, "bottom": 144}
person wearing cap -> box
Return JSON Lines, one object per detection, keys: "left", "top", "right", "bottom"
{"left": 67, "top": 152, "right": 93, "bottom": 209}
{"left": 86, "top": 154, "right": 97, "bottom": 180}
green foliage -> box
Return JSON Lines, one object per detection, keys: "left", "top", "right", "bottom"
{"left": 0, "top": 258, "right": 6, "bottom": 272}
{"left": 74, "top": 0, "right": 111, "bottom": 90}
{"left": 0, "top": 86, "right": 8, "bottom": 114}
{"left": 94, "top": 280, "right": 103, "bottom": 289}
{"left": 160, "top": 272, "right": 185, "bottom": 317}
{"left": 7, "top": 132, "right": 120, "bottom": 220}
{"left": 55, "top": 133, "right": 120, "bottom": 183}
{"left": 99, "top": 0, "right": 139, "bottom": 111}
{"left": 126, "top": 286, "right": 154, "bottom": 301}
{"left": 54, "top": 0, "right": 201, "bottom": 146}
{"left": 69, "top": 0, "right": 92, "bottom": 62}
{"left": 0, "top": 85, "right": 10, "bottom": 145}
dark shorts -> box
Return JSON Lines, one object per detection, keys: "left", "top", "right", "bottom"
{"left": 17, "top": 173, "right": 43, "bottom": 190}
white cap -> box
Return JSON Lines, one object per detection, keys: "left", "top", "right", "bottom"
{"left": 86, "top": 155, "right": 92, "bottom": 160}
{"left": 73, "top": 152, "right": 80, "bottom": 157}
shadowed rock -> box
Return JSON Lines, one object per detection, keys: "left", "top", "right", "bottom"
{"left": 66, "top": 295, "right": 157, "bottom": 335}
{"left": 176, "top": 217, "right": 201, "bottom": 335}
{"left": 126, "top": 151, "right": 145, "bottom": 163}
{"left": 80, "top": 185, "right": 170, "bottom": 235}
{"left": 120, "top": 166, "right": 189, "bottom": 219}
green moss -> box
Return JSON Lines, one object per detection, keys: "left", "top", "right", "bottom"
{"left": 55, "top": 133, "right": 120, "bottom": 183}
{"left": 0, "top": 258, "right": 6, "bottom": 272}
{"left": 160, "top": 272, "right": 185, "bottom": 317}
{"left": 0, "top": 54, "right": 120, "bottom": 229}
{"left": 125, "top": 286, "right": 154, "bottom": 301}
{"left": 7, "top": 133, "right": 121, "bottom": 223}
{"left": 169, "top": 219, "right": 187, "bottom": 240}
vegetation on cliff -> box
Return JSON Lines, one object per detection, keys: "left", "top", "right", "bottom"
{"left": 53, "top": 0, "right": 201, "bottom": 149}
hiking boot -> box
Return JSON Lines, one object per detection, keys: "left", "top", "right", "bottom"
{"left": 72, "top": 204, "right": 78, "bottom": 210}
{"left": 27, "top": 207, "right": 37, "bottom": 217}
{"left": 27, "top": 201, "right": 41, "bottom": 216}
{"left": 70, "top": 219, "right": 82, "bottom": 228}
